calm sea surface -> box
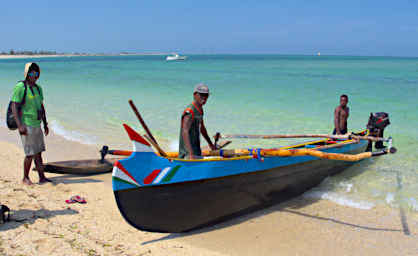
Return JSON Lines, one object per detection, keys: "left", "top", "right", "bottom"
{"left": 1, "top": 55, "right": 417, "bottom": 211}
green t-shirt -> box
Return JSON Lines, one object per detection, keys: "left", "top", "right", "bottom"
{"left": 11, "top": 81, "right": 44, "bottom": 127}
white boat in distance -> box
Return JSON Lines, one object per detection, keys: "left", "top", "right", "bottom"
{"left": 166, "top": 53, "right": 187, "bottom": 61}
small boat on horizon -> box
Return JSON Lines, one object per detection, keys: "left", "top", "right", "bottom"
{"left": 166, "top": 53, "right": 187, "bottom": 61}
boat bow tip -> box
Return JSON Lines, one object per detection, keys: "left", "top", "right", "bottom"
{"left": 122, "top": 124, "right": 153, "bottom": 152}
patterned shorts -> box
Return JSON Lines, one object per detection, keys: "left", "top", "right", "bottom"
{"left": 20, "top": 126, "right": 45, "bottom": 156}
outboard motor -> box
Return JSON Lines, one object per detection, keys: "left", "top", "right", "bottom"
{"left": 366, "top": 112, "right": 390, "bottom": 150}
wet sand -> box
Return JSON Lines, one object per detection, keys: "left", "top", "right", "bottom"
{"left": 0, "top": 126, "right": 417, "bottom": 255}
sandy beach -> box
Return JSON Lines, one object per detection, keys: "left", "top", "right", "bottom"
{"left": 1, "top": 126, "right": 417, "bottom": 255}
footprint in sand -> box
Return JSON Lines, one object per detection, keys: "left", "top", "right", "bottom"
{"left": 55, "top": 183, "right": 71, "bottom": 192}
{"left": 34, "top": 238, "right": 56, "bottom": 253}
{"left": 28, "top": 193, "right": 39, "bottom": 199}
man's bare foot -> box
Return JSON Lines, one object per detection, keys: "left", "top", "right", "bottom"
{"left": 22, "top": 177, "right": 33, "bottom": 185}
{"left": 39, "top": 177, "right": 52, "bottom": 184}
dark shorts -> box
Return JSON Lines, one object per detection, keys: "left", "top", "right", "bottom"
{"left": 332, "top": 128, "right": 348, "bottom": 135}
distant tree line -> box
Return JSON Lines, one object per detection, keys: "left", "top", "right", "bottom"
{"left": 0, "top": 49, "right": 58, "bottom": 55}
{"left": 0, "top": 50, "right": 136, "bottom": 56}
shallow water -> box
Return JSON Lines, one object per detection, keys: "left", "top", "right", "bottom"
{"left": 1, "top": 55, "right": 417, "bottom": 212}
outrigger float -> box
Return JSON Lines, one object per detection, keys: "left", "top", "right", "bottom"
{"left": 112, "top": 101, "right": 395, "bottom": 233}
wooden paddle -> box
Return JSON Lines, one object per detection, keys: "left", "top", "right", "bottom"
{"left": 129, "top": 100, "right": 167, "bottom": 157}
{"left": 143, "top": 134, "right": 169, "bottom": 157}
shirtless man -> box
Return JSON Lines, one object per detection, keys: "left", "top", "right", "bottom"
{"left": 333, "top": 94, "right": 349, "bottom": 135}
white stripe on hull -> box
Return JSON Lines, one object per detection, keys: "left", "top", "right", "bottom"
{"left": 133, "top": 141, "right": 154, "bottom": 152}
{"left": 112, "top": 166, "right": 140, "bottom": 187}
{"left": 153, "top": 167, "right": 171, "bottom": 184}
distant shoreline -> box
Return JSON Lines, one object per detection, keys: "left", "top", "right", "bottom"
{"left": 0, "top": 53, "right": 168, "bottom": 59}
{"left": 0, "top": 54, "right": 76, "bottom": 59}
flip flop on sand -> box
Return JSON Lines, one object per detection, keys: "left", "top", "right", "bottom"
{"left": 65, "top": 199, "right": 76, "bottom": 204}
{"left": 65, "top": 195, "right": 87, "bottom": 204}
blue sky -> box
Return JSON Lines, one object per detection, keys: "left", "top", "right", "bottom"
{"left": 2, "top": 0, "right": 417, "bottom": 56}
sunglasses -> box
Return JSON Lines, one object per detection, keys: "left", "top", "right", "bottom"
{"left": 198, "top": 93, "right": 209, "bottom": 98}
{"left": 28, "top": 71, "right": 39, "bottom": 77}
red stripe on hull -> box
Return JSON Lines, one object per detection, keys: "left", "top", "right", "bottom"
{"left": 143, "top": 169, "right": 161, "bottom": 184}
{"left": 115, "top": 161, "right": 140, "bottom": 185}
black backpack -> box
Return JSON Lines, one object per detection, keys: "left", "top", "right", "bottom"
{"left": 6, "top": 81, "right": 40, "bottom": 130}
{"left": 0, "top": 204, "right": 10, "bottom": 224}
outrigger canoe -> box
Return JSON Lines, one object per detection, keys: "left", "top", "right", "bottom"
{"left": 35, "top": 158, "right": 120, "bottom": 175}
{"left": 112, "top": 124, "right": 394, "bottom": 233}
{"left": 33, "top": 146, "right": 123, "bottom": 175}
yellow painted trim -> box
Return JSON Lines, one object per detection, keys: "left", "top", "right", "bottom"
{"left": 168, "top": 156, "right": 253, "bottom": 162}
{"left": 162, "top": 129, "right": 369, "bottom": 162}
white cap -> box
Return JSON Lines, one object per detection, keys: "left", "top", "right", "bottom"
{"left": 194, "top": 83, "right": 209, "bottom": 94}
{"left": 24, "top": 62, "right": 40, "bottom": 79}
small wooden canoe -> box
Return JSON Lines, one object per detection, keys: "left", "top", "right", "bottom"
{"left": 33, "top": 158, "right": 122, "bottom": 175}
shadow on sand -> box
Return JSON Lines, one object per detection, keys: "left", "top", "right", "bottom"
{"left": 0, "top": 208, "right": 78, "bottom": 231}
{"left": 142, "top": 197, "right": 402, "bottom": 245}
{"left": 46, "top": 174, "right": 104, "bottom": 185}
{"left": 142, "top": 159, "right": 406, "bottom": 245}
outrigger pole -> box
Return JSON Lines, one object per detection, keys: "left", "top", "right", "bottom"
{"left": 219, "top": 133, "right": 389, "bottom": 142}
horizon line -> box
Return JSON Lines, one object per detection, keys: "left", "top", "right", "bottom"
{"left": 0, "top": 52, "right": 417, "bottom": 59}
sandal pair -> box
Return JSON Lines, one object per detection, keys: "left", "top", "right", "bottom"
{"left": 65, "top": 195, "right": 87, "bottom": 204}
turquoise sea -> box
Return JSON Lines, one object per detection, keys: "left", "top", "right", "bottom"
{"left": 1, "top": 55, "right": 417, "bottom": 212}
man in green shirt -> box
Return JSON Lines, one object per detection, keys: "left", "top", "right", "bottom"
{"left": 179, "top": 83, "right": 216, "bottom": 159}
{"left": 11, "top": 63, "right": 50, "bottom": 185}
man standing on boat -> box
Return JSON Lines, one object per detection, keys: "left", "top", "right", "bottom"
{"left": 179, "top": 83, "right": 216, "bottom": 159}
{"left": 333, "top": 94, "right": 350, "bottom": 135}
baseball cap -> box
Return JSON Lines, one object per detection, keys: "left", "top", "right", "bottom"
{"left": 194, "top": 83, "right": 209, "bottom": 94}
{"left": 24, "top": 62, "right": 40, "bottom": 79}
